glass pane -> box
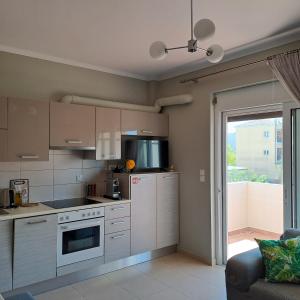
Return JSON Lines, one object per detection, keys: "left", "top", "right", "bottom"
{"left": 294, "top": 109, "right": 300, "bottom": 227}
{"left": 62, "top": 226, "right": 100, "bottom": 254}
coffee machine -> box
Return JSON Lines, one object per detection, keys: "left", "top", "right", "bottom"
{"left": 104, "top": 178, "right": 122, "bottom": 200}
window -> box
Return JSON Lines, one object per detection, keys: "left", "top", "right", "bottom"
{"left": 276, "top": 129, "right": 283, "bottom": 143}
{"left": 276, "top": 148, "right": 282, "bottom": 164}
{"left": 263, "top": 149, "right": 269, "bottom": 156}
{"left": 264, "top": 131, "right": 269, "bottom": 138}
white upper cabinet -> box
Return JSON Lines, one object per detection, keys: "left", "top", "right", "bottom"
{"left": 6, "top": 98, "right": 49, "bottom": 161}
{"left": 121, "top": 110, "right": 169, "bottom": 137}
{"left": 50, "top": 102, "right": 95, "bottom": 149}
{"left": 95, "top": 107, "right": 121, "bottom": 160}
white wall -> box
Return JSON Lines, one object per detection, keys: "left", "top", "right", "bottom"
{"left": 157, "top": 40, "right": 300, "bottom": 264}
{"left": 0, "top": 150, "right": 106, "bottom": 202}
{"left": 227, "top": 182, "right": 248, "bottom": 231}
{"left": 228, "top": 182, "right": 283, "bottom": 234}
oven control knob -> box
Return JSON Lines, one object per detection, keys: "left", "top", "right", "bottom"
{"left": 82, "top": 213, "right": 86, "bottom": 218}
{"left": 97, "top": 211, "right": 101, "bottom": 215}
{"left": 59, "top": 216, "right": 64, "bottom": 221}
{"left": 65, "top": 216, "right": 69, "bottom": 220}
{"left": 92, "top": 212, "right": 96, "bottom": 216}
{"left": 87, "top": 212, "right": 91, "bottom": 217}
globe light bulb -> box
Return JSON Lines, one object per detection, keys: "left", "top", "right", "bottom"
{"left": 194, "top": 19, "right": 215, "bottom": 41}
{"left": 149, "top": 41, "right": 167, "bottom": 60}
{"left": 206, "top": 44, "right": 224, "bottom": 63}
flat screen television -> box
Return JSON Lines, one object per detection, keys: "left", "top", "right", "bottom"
{"left": 125, "top": 139, "right": 168, "bottom": 171}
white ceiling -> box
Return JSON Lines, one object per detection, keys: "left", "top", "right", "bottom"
{"left": 0, "top": 0, "right": 299, "bottom": 80}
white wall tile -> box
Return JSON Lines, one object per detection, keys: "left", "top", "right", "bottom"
{"left": 82, "top": 168, "right": 103, "bottom": 183}
{"left": 0, "top": 162, "right": 20, "bottom": 172}
{"left": 30, "top": 186, "right": 54, "bottom": 202}
{"left": 0, "top": 171, "right": 21, "bottom": 188}
{"left": 54, "top": 169, "right": 82, "bottom": 185}
{"left": 21, "top": 155, "right": 53, "bottom": 171}
{"left": 82, "top": 159, "right": 105, "bottom": 169}
{"left": 54, "top": 154, "right": 82, "bottom": 170}
{"left": 54, "top": 183, "right": 83, "bottom": 200}
{"left": 20, "top": 170, "right": 53, "bottom": 187}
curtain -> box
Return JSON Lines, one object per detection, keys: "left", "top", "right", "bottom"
{"left": 267, "top": 50, "right": 300, "bottom": 103}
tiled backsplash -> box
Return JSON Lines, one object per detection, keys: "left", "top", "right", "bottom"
{"left": 0, "top": 150, "right": 107, "bottom": 202}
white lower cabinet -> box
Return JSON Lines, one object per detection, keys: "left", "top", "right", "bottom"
{"left": 157, "top": 173, "right": 179, "bottom": 248}
{"left": 104, "top": 204, "right": 131, "bottom": 263}
{"left": 105, "top": 230, "right": 130, "bottom": 263}
{"left": 13, "top": 214, "right": 57, "bottom": 289}
{"left": 0, "top": 220, "right": 13, "bottom": 293}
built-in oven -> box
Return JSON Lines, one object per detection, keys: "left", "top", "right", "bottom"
{"left": 57, "top": 207, "right": 104, "bottom": 267}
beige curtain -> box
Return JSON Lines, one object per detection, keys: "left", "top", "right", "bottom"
{"left": 267, "top": 50, "right": 300, "bottom": 102}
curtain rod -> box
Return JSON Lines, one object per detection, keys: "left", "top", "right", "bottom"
{"left": 180, "top": 48, "right": 300, "bottom": 84}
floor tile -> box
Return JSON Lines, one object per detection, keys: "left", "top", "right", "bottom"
{"left": 141, "top": 288, "right": 192, "bottom": 300}
{"left": 104, "top": 266, "right": 143, "bottom": 285}
{"left": 36, "top": 286, "right": 83, "bottom": 300}
{"left": 119, "top": 273, "right": 167, "bottom": 298}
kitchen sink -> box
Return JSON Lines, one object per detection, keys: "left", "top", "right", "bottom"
{"left": 0, "top": 209, "right": 9, "bottom": 215}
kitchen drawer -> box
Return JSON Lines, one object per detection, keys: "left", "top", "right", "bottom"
{"left": 105, "top": 203, "right": 130, "bottom": 220}
{"left": 105, "top": 230, "right": 130, "bottom": 263}
{"left": 105, "top": 217, "right": 130, "bottom": 234}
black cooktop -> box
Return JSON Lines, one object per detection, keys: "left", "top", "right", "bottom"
{"left": 44, "top": 198, "right": 100, "bottom": 209}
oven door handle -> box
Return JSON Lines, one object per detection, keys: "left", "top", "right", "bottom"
{"left": 58, "top": 219, "right": 103, "bottom": 231}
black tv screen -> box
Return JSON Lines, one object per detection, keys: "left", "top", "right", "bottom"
{"left": 125, "top": 139, "right": 168, "bottom": 171}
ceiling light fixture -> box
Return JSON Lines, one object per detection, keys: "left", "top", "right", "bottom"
{"left": 149, "top": 0, "right": 224, "bottom": 63}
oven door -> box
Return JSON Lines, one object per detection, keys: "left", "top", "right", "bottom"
{"left": 57, "top": 217, "right": 104, "bottom": 267}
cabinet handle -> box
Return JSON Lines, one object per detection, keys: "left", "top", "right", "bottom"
{"left": 111, "top": 206, "right": 125, "bottom": 211}
{"left": 27, "top": 219, "right": 47, "bottom": 225}
{"left": 65, "top": 140, "right": 83, "bottom": 144}
{"left": 162, "top": 175, "right": 175, "bottom": 179}
{"left": 111, "top": 234, "right": 125, "bottom": 239}
{"left": 20, "top": 155, "right": 39, "bottom": 159}
{"left": 111, "top": 221, "right": 125, "bottom": 225}
{"left": 141, "top": 130, "right": 153, "bottom": 134}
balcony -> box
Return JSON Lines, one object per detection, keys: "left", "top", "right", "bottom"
{"left": 227, "top": 181, "right": 283, "bottom": 258}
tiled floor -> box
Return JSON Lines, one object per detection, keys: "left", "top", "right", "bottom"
{"left": 36, "top": 253, "right": 226, "bottom": 300}
{"left": 228, "top": 227, "right": 281, "bottom": 258}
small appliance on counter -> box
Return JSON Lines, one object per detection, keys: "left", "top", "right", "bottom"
{"left": 104, "top": 177, "right": 122, "bottom": 200}
{"left": 10, "top": 179, "right": 29, "bottom": 206}
{"left": 0, "top": 189, "right": 12, "bottom": 208}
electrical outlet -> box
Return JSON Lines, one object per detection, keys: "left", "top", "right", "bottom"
{"left": 76, "top": 174, "right": 83, "bottom": 183}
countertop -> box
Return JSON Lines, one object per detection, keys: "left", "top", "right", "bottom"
{"left": 0, "top": 197, "right": 131, "bottom": 221}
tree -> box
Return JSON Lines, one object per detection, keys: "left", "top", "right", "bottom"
{"left": 227, "top": 144, "right": 236, "bottom": 166}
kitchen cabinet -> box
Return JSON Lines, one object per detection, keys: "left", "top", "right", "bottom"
{"left": 0, "top": 97, "right": 7, "bottom": 129}
{"left": 6, "top": 98, "right": 49, "bottom": 161}
{"left": 156, "top": 173, "right": 179, "bottom": 248}
{"left": 130, "top": 174, "right": 157, "bottom": 255}
{"left": 105, "top": 230, "right": 130, "bottom": 263}
{"left": 50, "top": 102, "right": 95, "bottom": 149}
{"left": 87, "top": 107, "right": 121, "bottom": 160}
{"left": 0, "top": 220, "right": 13, "bottom": 293}
{"left": 13, "top": 214, "right": 57, "bottom": 289}
{"left": 104, "top": 203, "right": 131, "bottom": 263}
{"left": 121, "top": 110, "right": 169, "bottom": 137}
{"left": 0, "top": 129, "right": 7, "bottom": 161}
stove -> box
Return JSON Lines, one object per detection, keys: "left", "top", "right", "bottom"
{"left": 44, "top": 198, "right": 100, "bottom": 209}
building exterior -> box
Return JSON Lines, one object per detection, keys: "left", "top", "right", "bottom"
{"left": 233, "top": 118, "right": 282, "bottom": 183}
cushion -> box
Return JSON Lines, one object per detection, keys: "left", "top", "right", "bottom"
{"left": 5, "top": 292, "right": 35, "bottom": 300}
{"left": 256, "top": 237, "right": 300, "bottom": 283}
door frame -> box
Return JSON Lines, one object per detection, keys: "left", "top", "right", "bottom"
{"left": 214, "top": 103, "right": 285, "bottom": 265}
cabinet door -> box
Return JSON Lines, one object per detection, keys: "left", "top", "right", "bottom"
{"left": 50, "top": 102, "right": 95, "bottom": 149}
{"left": 0, "top": 220, "right": 13, "bottom": 293}
{"left": 105, "top": 230, "right": 130, "bottom": 263}
{"left": 7, "top": 98, "right": 49, "bottom": 161}
{"left": 96, "top": 107, "right": 121, "bottom": 160}
{"left": 0, "top": 129, "right": 8, "bottom": 161}
{"left": 156, "top": 173, "right": 179, "bottom": 248}
{"left": 121, "top": 110, "right": 168, "bottom": 137}
{"left": 13, "top": 214, "right": 57, "bottom": 289}
{"left": 131, "top": 174, "right": 157, "bottom": 255}
{"left": 0, "top": 97, "right": 7, "bottom": 129}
